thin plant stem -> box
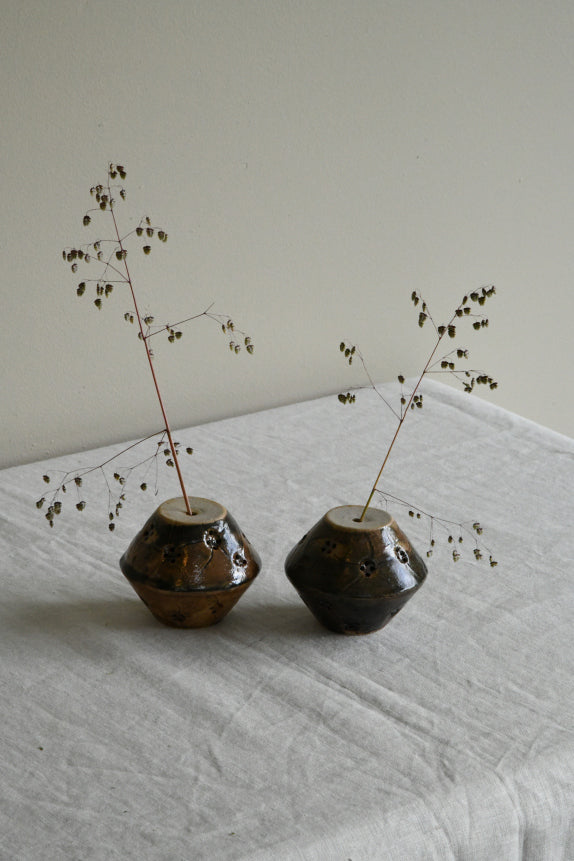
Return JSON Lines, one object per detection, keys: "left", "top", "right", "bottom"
{"left": 357, "top": 305, "right": 460, "bottom": 522}
{"left": 108, "top": 195, "right": 193, "bottom": 517}
{"left": 145, "top": 304, "right": 216, "bottom": 338}
{"left": 66, "top": 430, "right": 165, "bottom": 481}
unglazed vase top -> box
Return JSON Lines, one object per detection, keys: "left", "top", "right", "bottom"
{"left": 326, "top": 505, "right": 393, "bottom": 532}
{"left": 157, "top": 496, "right": 227, "bottom": 526}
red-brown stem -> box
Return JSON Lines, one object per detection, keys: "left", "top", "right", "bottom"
{"left": 109, "top": 193, "right": 193, "bottom": 517}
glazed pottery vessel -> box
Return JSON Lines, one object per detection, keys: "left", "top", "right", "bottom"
{"left": 285, "top": 505, "right": 427, "bottom": 635}
{"left": 120, "top": 497, "right": 261, "bottom": 628}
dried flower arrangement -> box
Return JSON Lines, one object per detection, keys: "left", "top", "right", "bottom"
{"left": 284, "top": 286, "right": 500, "bottom": 635}
{"left": 37, "top": 162, "right": 253, "bottom": 531}
{"left": 35, "top": 162, "right": 262, "bottom": 628}
{"left": 337, "top": 287, "right": 499, "bottom": 566}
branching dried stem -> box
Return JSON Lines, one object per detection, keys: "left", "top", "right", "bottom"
{"left": 339, "top": 286, "right": 499, "bottom": 565}
{"left": 38, "top": 432, "right": 195, "bottom": 530}
{"left": 42, "top": 162, "right": 253, "bottom": 529}
{"left": 373, "top": 488, "right": 497, "bottom": 566}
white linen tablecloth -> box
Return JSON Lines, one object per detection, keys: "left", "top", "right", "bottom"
{"left": 1, "top": 379, "right": 573, "bottom": 860}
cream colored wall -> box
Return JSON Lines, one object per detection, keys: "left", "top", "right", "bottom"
{"left": 1, "top": 0, "right": 573, "bottom": 469}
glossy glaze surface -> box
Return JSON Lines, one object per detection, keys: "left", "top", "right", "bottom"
{"left": 285, "top": 505, "right": 427, "bottom": 635}
{"left": 120, "top": 497, "right": 261, "bottom": 627}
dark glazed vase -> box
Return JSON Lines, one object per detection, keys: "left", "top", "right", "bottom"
{"left": 285, "top": 505, "right": 427, "bottom": 635}
{"left": 120, "top": 497, "right": 261, "bottom": 628}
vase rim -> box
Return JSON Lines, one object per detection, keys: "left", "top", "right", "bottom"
{"left": 326, "top": 505, "right": 393, "bottom": 532}
{"left": 157, "top": 496, "right": 227, "bottom": 526}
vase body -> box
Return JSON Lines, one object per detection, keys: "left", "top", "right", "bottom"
{"left": 285, "top": 505, "right": 427, "bottom": 635}
{"left": 120, "top": 497, "right": 261, "bottom": 628}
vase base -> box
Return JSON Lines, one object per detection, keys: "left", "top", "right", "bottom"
{"left": 294, "top": 585, "right": 415, "bottom": 635}
{"left": 125, "top": 577, "right": 253, "bottom": 628}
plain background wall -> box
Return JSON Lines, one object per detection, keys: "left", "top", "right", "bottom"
{"left": 1, "top": 0, "right": 573, "bottom": 470}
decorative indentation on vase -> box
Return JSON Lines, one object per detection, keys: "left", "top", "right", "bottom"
{"left": 233, "top": 550, "right": 247, "bottom": 568}
{"left": 142, "top": 525, "right": 158, "bottom": 543}
{"left": 394, "top": 545, "right": 409, "bottom": 565}
{"left": 359, "top": 558, "right": 377, "bottom": 577}
{"left": 162, "top": 544, "right": 182, "bottom": 564}
{"left": 321, "top": 539, "right": 337, "bottom": 554}
{"left": 204, "top": 528, "right": 221, "bottom": 549}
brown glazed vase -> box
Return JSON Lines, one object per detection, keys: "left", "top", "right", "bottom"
{"left": 285, "top": 505, "right": 427, "bottom": 635}
{"left": 120, "top": 497, "right": 261, "bottom": 628}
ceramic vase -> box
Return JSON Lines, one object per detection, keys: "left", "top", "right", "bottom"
{"left": 120, "top": 496, "right": 261, "bottom": 628}
{"left": 285, "top": 505, "right": 427, "bottom": 635}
